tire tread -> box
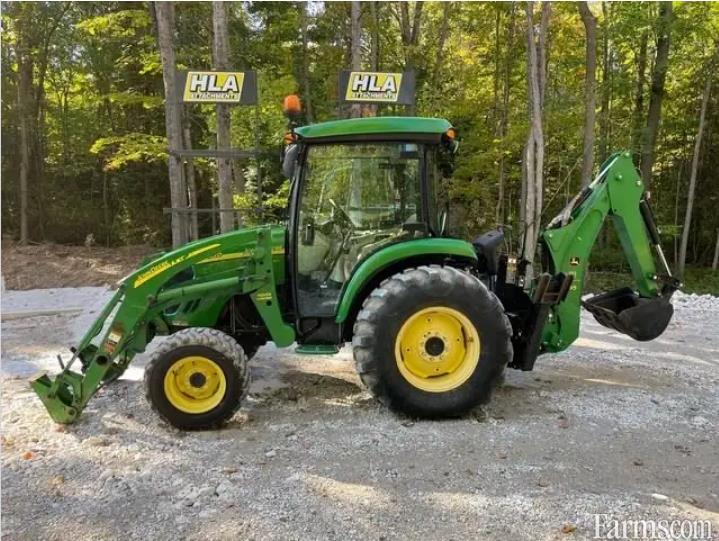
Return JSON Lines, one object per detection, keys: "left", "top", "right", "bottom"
{"left": 352, "top": 265, "right": 513, "bottom": 416}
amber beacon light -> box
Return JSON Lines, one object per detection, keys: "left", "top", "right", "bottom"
{"left": 283, "top": 94, "right": 302, "bottom": 115}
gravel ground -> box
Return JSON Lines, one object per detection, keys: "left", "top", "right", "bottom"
{"left": 1, "top": 288, "right": 718, "bottom": 540}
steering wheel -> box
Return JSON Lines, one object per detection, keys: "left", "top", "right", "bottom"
{"left": 328, "top": 198, "right": 358, "bottom": 229}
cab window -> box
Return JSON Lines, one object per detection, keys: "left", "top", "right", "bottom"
{"left": 296, "top": 142, "right": 425, "bottom": 316}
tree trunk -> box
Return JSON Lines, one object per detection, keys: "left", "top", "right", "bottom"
{"left": 712, "top": 230, "right": 719, "bottom": 271}
{"left": 61, "top": 89, "right": 69, "bottom": 167}
{"left": 631, "top": 30, "right": 648, "bottom": 154}
{"left": 213, "top": 1, "right": 234, "bottom": 232}
{"left": 492, "top": 6, "right": 502, "bottom": 125}
{"left": 496, "top": 3, "right": 517, "bottom": 224}
{"left": 350, "top": 1, "right": 362, "bottom": 118}
{"left": 22, "top": 4, "right": 66, "bottom": 243}
{"left": 433, "top": 2, "right": 452, "bottom": 87}
{"left": 639, "top": 2, "right": 672, "bottom": 188}
{"left": 182, "top": 122, "right": 199, "bottom": 241}
{"left": 253, "top": 104, "right": 264, "bottom": 222}
{"left": 520, "top": 4, "right": 534, "bottom": 242}
{"left": 366, "top": 2, "right": 381, "bottom": 116}
{"left": 370, "top": 2, "right": 380, "bottom": 70}
{"left": 102, "top": 170, "right": 110, "bottom": 247}
{"left": 678, "top": 76, "right": 712, "bottom": 277}
{"left": 32, "top": 14, "right": 63, "bottom": 241}
{"left": 299, "top": 3, "right": 314, "bottom": 122}
{"left": 398, "top": 2, "right": 424, "bottom": 116}
{"left": 535, "top": 1, "right": 550, "bottom": 226}
{"left": 597, "top": 2, "right": 612, "bottom": 165}
{"left": 154, "top": 1, "right": 187, "bottom": 247}
{"left": 16, "top": 28, "right": 33, "bottom": 245}
{"left": 522, "top": 133, "right": 536, "bottom": 259}
{"left": 521, "top": 1, "right": 549, "bottom": 268}
{"left": 538, "top": 1, "right": 550, "bottom": 107}
{"left": 672, "top": 158, "right": 683, "bottom": 268}
{"left": 578, "top": 2, "right": 597, "bottom": 188}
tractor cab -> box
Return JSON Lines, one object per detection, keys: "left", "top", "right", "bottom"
{"left": 283, "top": 117, "right": 459, "bottom": 331}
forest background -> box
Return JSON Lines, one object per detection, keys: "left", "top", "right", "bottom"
{"left": 2, "top": 1, "right": 718, "bottom": 291}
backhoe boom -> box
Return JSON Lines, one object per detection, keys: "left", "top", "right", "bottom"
{"left": 539, "top": 152, "right": 678, "bottom": 353}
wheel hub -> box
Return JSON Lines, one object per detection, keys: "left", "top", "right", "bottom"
{"left": 423, "top": 335, "right": 446, "bottom": 358}
{"left": 189, "top": 372, "right": 207, "bottom": 388}
{"left": 163, "top": 356, "right": 227, "bottom": 414}
{"left": 394, "top": 307, "right": 481, "bottom": 393}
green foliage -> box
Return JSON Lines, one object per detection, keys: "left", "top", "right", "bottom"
{"left": 681, "top": 267, "right": 719, "bottom": 296}
{"left": 1, "top": 0, "right": 718, "bottom": 280}
{"left": 75, "top": 8, "right": 150, "bottom": 37}
{"left": 90, "top": 133, "right": 169, "bottom": 171}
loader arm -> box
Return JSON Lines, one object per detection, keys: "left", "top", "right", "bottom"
{"left": 538, "top": 152, "right": 679, "bottom": 354}
{"left": 31, "top": 226, "right": 294, "bottom": 424}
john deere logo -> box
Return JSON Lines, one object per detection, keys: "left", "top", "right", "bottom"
{"left": 183, "top": 71, "right": 245, "bottom": 103}
{"left": 345, "top": 72, "right": 403, "bottom": 103}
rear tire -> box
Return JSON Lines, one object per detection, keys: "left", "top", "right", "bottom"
{"left": 144, "top": 328, "right": 249, "bottom": 430}
{"left": 352, "top": 266, "right": 512, "bottom": 418}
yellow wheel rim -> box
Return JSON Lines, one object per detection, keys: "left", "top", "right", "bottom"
{"left": 163, "top": 356, "right": 227, "bottom": 414}
{"left": 394, "top": 306, "right": 481, "bottom": 393}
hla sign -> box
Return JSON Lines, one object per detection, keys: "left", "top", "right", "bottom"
{"left": 345, "top": 72, "right": 403, "bottom": 103}
{"left": 183, "top": 71, "right": 245, "bottom": 103}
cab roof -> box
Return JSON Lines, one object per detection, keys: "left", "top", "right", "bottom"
{"left": 294, "top": 116, "right": 453, "bottom": 143}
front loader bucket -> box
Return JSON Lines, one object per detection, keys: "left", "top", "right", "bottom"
{"left": 582, "top": 287, "right": 674, "bottom": 341}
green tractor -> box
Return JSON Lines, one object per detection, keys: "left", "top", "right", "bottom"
{"left": 32, "top": 106, "right": 679, "bottom": 430}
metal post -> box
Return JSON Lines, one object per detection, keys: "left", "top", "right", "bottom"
{"left": 211, "top": 198, "right": 217, "bottom": 234}
{"left": 179, "top": 156, "right": 189, "bottom": 240}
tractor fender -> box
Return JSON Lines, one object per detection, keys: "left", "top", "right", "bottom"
{"left": 335, "top": 238, "right": 477, "bottom": 327}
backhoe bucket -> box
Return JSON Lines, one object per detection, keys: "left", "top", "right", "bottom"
{"left": 582, "top": 287, "right": 674, "bottom": 342}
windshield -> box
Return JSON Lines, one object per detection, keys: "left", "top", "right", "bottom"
{"left": 302, "top": 143, "right": 421, "bottom": 228}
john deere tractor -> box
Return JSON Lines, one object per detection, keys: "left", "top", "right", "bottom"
{"left": 31, "top": 103, "right": 679, "bottom": 430}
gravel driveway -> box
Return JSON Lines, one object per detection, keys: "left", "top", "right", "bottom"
{"left": 1, "top": 288, "right": 717, "bottom": 540}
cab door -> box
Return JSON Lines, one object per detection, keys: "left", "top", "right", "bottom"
{"left": 293, "top": 142, "right": 425, "bottom": 320}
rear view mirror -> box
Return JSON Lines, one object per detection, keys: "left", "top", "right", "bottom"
{"left": 283, "top": 144, "right": 300, "bottom": 179}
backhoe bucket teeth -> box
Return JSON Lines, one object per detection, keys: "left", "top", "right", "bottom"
{"left": 582, "top": 287, "right": 674, "bottom": 342}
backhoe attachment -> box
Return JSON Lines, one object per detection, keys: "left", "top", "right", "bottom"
{"left": 538, "top": 152, "right": 680, "bottom": 353}
{"left": 580, "top": 190, "right": 680, "bottom": 341}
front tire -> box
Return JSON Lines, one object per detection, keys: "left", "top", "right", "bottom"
{"left": 352, "top": 266, "right": 512, "bottom": 418}
{"left": 144, "top": 328, "right": 249, "bottom": 430}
